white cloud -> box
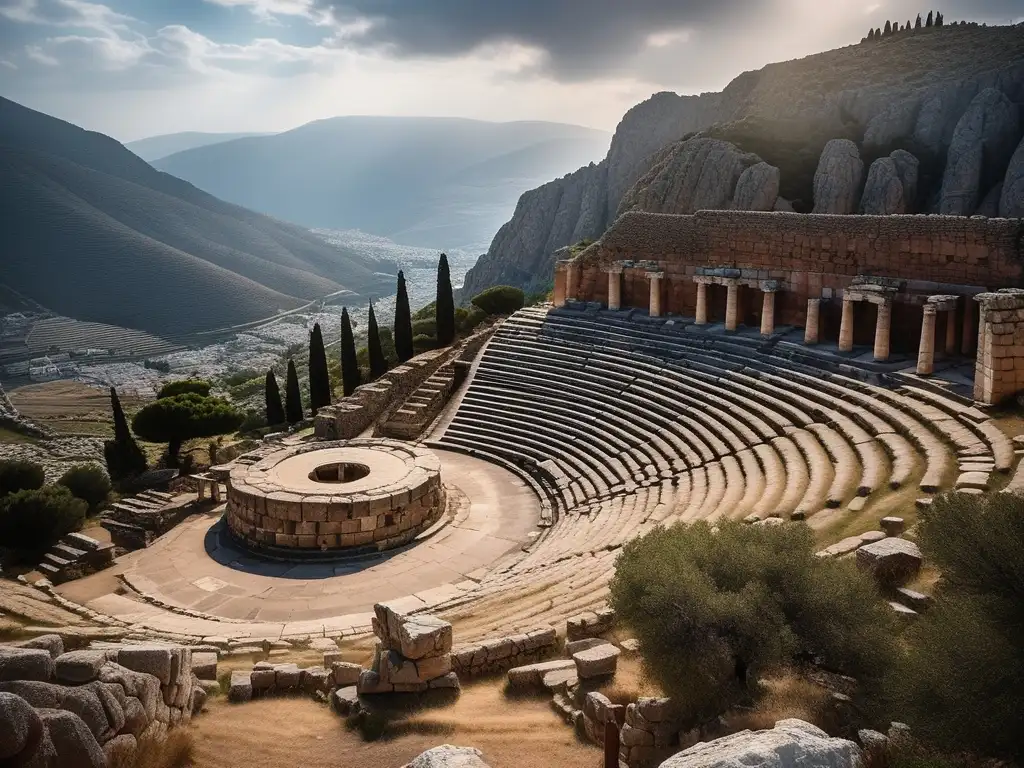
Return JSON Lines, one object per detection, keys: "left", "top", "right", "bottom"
{"left": 201, "top": 0, "right": 333, "bottom": 25}
{"left": 645, "top": 30, "right": 692, "bottom": 48}
{"left": 24, "top": 44, "right": 59, "bottom": 65}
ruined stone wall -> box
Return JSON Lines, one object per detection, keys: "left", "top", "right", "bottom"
{"left": 450, "top": 626, "right": 557, "bottom": 677}
{"left": 575, "top": 211, "right": 1024, "bottom": 329}
{"left": 974, "top": 289, "right": 1024, "bottom": 405}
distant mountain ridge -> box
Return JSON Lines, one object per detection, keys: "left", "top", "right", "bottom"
{"left": 461, "top": 22, "right": 1024, "bottom": 298}
{"left": 126, "top": 132, "right": 274, "bottom": 162}
{"left": 0, "top": 97, "right": 393, "bottom": 337}
{"left": 152, "top": 116, "right": 611, "bottom": 252}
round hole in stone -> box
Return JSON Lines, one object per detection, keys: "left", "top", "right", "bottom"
{"left": 308, "top": 462, "right": 371, "bottom": 484}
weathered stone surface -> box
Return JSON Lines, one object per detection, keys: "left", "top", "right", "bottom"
{"left": 60, "top": 684, "right": 111, "bottom": 741}
{"left": 191, "top": 685, "right": 207, "bottom": 715}
{"left": 398, "top": 616, "right": 453, "bottom": 661}
{"left": 250, "top": 668, "right": 276, "bottom": 690}
{"left": 619, "top": 138, "right": 762, "bottom": 217}
{"left": 301, "top": 667, "right": 331, "bottom": 695}
{"left": 403, "top": 745, "right": 491, "bottom": 768}
{"left": 102, "top": 733, "right": 137, "bottom": 768}
{"left": 732, "top": 162, "right": 781, "bottom": 212}
{"left": 55, "top": 652, "right": 108, "bottom": 685}
{"left": 940, "top": 88, "right": 1020, "bottom": 215}
{"left": 38, "top": 708, "right": 106, "bottom": 768}
{"left": 116, "top": 647, "right": 173, "bottom": 686}
{"left": 976, "top": 183, "right": 1003, "bottom": 216}
{"left": 572, "top": 644, "right": 620, "bottom": 679}
{"left": 565, "top": 637, "right": 609, "bottom": 656}
{"left": 228, "top": 670, "right": 252, "bottom": 703}
{"left": 507, "top": 660, "right": 576, "bottom": 690}
{"left": 864, "top": 99, "right": 921, "bottom": 149}
{"left": 660, "top": 718, "right": 861, "bottom": 768}
{"left": 1000, "top": 134, "right": 1024, "bottom": 217}
{"left": 860, "top": 158, "right": 906, "bottom": 215}
{"left": 275, "top": 664, "right": 302, "bottom": 689}
{"left": 0, "top": 680, "right": 64, "bottom": 709}
{"left": 856, "top": 538, "right": 923, "bottom": 586}
{"left": 190, "top": 652, "right": 217, "bottom": 681}
{"left": 813, "top": 139, "right": 864, "bottom": 214}
{"left": 0, "top": 648, "right": 55, "bottom": 682}
{"left": 0, "top": 691, "right": 43, "bottom": 759}
{"left": 880, "top": 517, "right": 905, "bottom": 536}
{"left": 12, "top": 635, "right": 65, "bottom": 659}
{"left": 332, "top": 685, "right": 359, "bottom": 715}
{"left": 122, "top": 696, "right": 148, "bottom": 736}
{"left": 330, "top": 661, "right": 362, "bottom": 687}
{"left": 427, "top": 672, "right": 461, "bottom": 691}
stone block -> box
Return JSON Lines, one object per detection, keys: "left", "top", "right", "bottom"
{"left": 54, "top": 651, "right": 107, "bottom": 685}
{"left": 0, "top": 690, "right": 43, "bottom": 760}
{"left": 856, "top": 537, "right": 923, "bottom": 586}
{"left": 507, "top": 660, "right": 576, "bottom": 690}
{"left": 332, "top": 685, "right": 359, "bottom": 715}
{"left": 228, "top": 670, "right": 252, "bottom": 703}
{"left": 331, "top": 661, "right": 362, "bottom": 687}
{"left": 38, "top": 709, "right": 105, "bottom": 768}
{"left": 357, "top": 670, "right": 393, "bottom": 695}
{"left": 116, "top": 647, "right": 173, "bottom": 686}
{"left": 565, "top": 637, "right": 608, "bottom": 656}
{"left": 572, "top": 643, "right": 620, "bottom": 679}
{"left": 416, "top": 654, "right": 452, "bottom": 681}
{"left": 190, "top": 652, "right": 218, "bottom": 681}
{"left": 301, "top": 667, "right": 331, "bottom": 695}
{"left": 426, "top": 672, "right": 461, "bottom": 691}
{"left": 0, "top": 648, "right": 55, "bottom": 682}
{"left": 274, "top": 664, "right": 301, "bottom": 689}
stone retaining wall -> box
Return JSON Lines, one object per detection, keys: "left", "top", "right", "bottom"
{"left": 974, "top": 288, "right": 1024, "bottom": 404}
{"left": 450, "top": 626, "right": 558, "bottom": 677}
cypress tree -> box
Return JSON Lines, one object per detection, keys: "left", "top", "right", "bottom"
{"left": 104, "top": 387, "right": 147, "bottom": 480}
{"left": 285, "top": 359, "right": 303, "bottom": 425}
{"left": 265, "top": 370, "right": 285, "bottom": 426}
{"left": 367, "top": 302, "right": 388, "bottom": 381}
{"left": 884, "top": 20, "right": 892, "bottom": 35}
{"left": 394, "top": 270, "right": 414, "bottom": 363}
{"left": 435, "top": 252, "right": 456, "bottom": 347}
{"left": 915, "top": 13, "right": 922, "bottom": 29}
{"left": 308, "top": 322, "right": 330, "bottom": 415}
{"left": 935, "top": 11, "right": 943, "bottom": 26}
{"left": 905, "top": 20, "right": 911, "bottom": 31}
{"left": 875, "top": 27, "right": 881, "bottom": 38}
{"left": 340, "top": 307, "right": 361, "bottom": 397}
{"left": 926, "top": 10, "right": 933, "bottom": 26}
{"left": 867, "top": 28, "right": 874, "bottom": 41}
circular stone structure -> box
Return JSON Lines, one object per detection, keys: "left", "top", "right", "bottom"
{"left": 225, "top": 438, "right": 445, "bottom": 555}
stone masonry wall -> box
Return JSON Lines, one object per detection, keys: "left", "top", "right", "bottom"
{"left": 574, "top": 211, "right": 1024, "bottom": 329}
{"left": 450, "top": 626, "right": 557, "bottom": 677}
{"left": 974, "top": 289, "right": 1024, "bottom": 404}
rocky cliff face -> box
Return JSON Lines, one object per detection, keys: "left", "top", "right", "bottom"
{"left": 461, "top": 23, "right": 1024, "bottom": 298}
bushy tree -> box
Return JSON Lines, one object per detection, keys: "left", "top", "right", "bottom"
{"left": 58, "top": 464, "right": 111, "bottom": 514}
{"left": 0, "top": 459, "right": 45, "bottom": 497}
{"left": 104, "top": 387, "right": 148, "bottom": 481}
{"left": 881, "top": 493, "right": 1024, "bottom": 759}
{"left": 435, "top": 253, "right": 456, "bottom": 347}
{"left": 157, "top": 379, "right": 211, "bottom": 399}
{"left": 285, "top": 359, "right": 303, "bottom": 425}
{"left": 131, "top": 393, "right": 243, "bottom": 466}
{"left": 394, "top": 271, "right": 414, "bottom": 364}
{"left": 0, "top": 486, "right": 86, "bottom": 563}
{"left": 340, "top": 307, "right": 361, "bottom": 397}
{"left": 308, "top": 323, "right": 331, "bottom": 415}
{"left": 265, "top": 369, "right": 285, "bottom": 426}
{"left": 611, "top": 521, "right": 895, "bottom": 725}
{"left": 367, "top": 302, "right": 388, "bottom": 381}
{"left": 460, "top": 306, "right": 488, "bottom": 333}
{"left": 471, "top": 285, "right": 525, "bottom": 316}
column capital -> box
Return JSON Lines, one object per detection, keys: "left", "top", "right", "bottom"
{"left": 760, "top": 280, "right": 781, "bottom": 293}
{"left": 645, "top": 271, "right": 665, "bottom": 280}
{"left": 927, "top": 294, "right": 959, "bottom": 312}
{"left": 604, "top": 265, "right": 625, "bottom": 275}
{"left": 922, "top": 303, "right": 939, "bottom": 316}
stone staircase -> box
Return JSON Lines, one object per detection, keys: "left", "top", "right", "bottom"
{"left": 99, "top": 489, "right": 189, "bottom": 549}
{"left": 36, "top": 531, "right": 114, "bottom": 583}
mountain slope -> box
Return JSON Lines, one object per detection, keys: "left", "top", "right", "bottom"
{"left": 461, "top": 22, "right": 1024, "bottom": 298}
{"left": 126, "top": 132, "right": 273, "bottom": 162}
{"left": 153, "top": 117, "right": 611, "bottom": 251}
{"left": 0, "top": 97, "right": 393, "bottom": 337}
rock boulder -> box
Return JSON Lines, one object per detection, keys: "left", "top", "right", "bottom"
{"left": 999, "top": 135, "right": 1024, "bottom": 217}
{"left": 659, "top": 719, "right": 861, "bottom": 768}
{"left": 856, "top": 538, "right": 923, "bottom": 586}
{"left": 813, "top": 139, "right": 864, "bottom": 214}
{"left": 0, "top": 648, "right": 55, "bottom": 682}
{"left": 403, "top": 745, "right": 492, "bottom": 768}
{"left": 732, "top": 162, "right": 781, "bottom": 211}
{"left": 860, "top": 158, "right": 906, "bottom": 215}
{"left": 0, "top": 691, "right": 43, "bottom": 760}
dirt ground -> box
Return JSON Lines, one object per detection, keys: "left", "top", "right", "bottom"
{"left": 8, "top": 380, "right": 147, "bottom": 437}
{"left": 191, "top": 679, "right": 601, "bottom": 768}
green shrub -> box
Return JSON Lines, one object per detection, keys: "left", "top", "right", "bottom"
{"left": 157, "top": 379, "right": 212, "bottom": 399}
{"left": 610, "top": 521, "right": 894, "bottom": 724}
{"left": 460, "top": 306, "right": 488, "bottom": 332}
{"left": 0, "top": 459, "right": 45, "bottom": 497}
{"left": 412, "top": 318, "right": 437, "bottom": 337}
{"left": 880, "top": 492, "right": 1024, "bottom": 759}
{"left": 58, "top": 464, "right": 111, "bottom": 513}
{"left": 0, "top": 486, "right": 87, "bottom": 562}
{"left": 413, "top": 301, "right": 436, "bottom": 322}
{"left": 412, "top": 334, "right": 437, "bottom": 354}
{"left": 471, "top": 285, "right": 525, "bottom": 316}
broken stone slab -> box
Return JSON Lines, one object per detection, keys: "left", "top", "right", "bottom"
{"left": 331, "top": 661, "right": 362, "bottom": 687}
{"left": 541, "top": 667, "right": 578, "bottom": 692}
{"left": 332, "top": 685, "right": 359, "bottom": 716}
{"left": 572, "top": 644, "right": 620, "bottom": 679}
{"left": 565, "top": 637, "right": 608, "bottom": 656}
{"left": 856, "top": 538, "right": 923, "bottom": 586}
{"left": 190, "top": 652, "right": 218, "bottom": 681}
{"left": 895, "top": 587, "right": 933, "bottom": 612}
{"left": 955, "top": 471, "right": 990, "bottom": 491}
{"left": 11, "top": 635, "right": 65, "bottom": 659}
{"left": 888, "top": 602, "right": 919, "bottom": 619}
{"left": 566, "top": 607, "right": 614, "bottom": 641}
{"left": 507, "top": 659, "right": 576, "bottom": 690}
{"left": 228, "top": 670, "right": 252, "bottom": 703}
{"left": 309, "top": 637, "right": 339, "bottom": 653}
{"left": 427, "top": 672, "right": 461, "bottom": 690}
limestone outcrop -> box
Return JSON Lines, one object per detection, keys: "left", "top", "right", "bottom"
{"left": 732, "top": 162, "right": 782, "bottom": 211}
{"left": 402, "top": 745, "right": 492, "bottom": 768}
{"left": 1000, "top": 135, "right": 1024, "bottom": 217}
{"left": 813, "top": 139, "right": 864, "bottom": 214}
{"left": 861, "top": 151, "right": 919, "bottom": 215}
{"left": 939, "top": 88, "right": 1021, "bottom": 215}
{"left": 658, "top": 719, "right": 862, "bottom": 768}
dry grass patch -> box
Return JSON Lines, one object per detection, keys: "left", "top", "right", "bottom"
{"left": 134, "top": 727, "right": 196, "bottom": 768}
{"left": 722, "top": 673, "right": 830, "bottom": 733}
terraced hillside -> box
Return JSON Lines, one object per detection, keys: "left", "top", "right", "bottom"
{"left": 427, "top": 306, "right": 1016, "bottom": 640}
{"left": 0, "top": 97, "right": 394, "bottom": 337}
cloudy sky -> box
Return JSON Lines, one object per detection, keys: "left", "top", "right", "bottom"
{"left": 0, "top": 0, "right": 1020, "bottom": 142}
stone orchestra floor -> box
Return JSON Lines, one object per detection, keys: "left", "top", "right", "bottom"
{"left": 70, "top": 449, "right": 541, "bottom": 639}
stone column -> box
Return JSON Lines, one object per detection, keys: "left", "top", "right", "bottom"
{"left": 804, "top": 298, "right": 820, "bottom": 345}
{"left": 760, "top": 289, "right": 776, "bottom": 337}
{"left": 838, "top": 296, "right": 855, "bottom": 352}
{"left": 695, "top": 280, "right": 709, "bottom": 325}
{"left": 565, "top": 262, "right": 578, "bottom": 302}
{"left": 873, "top": 300, "right": 892, "bottom": 362}
{"left": 553, "top": 263, "right": 567, "bottom": 308}
{"left": 917, "top": 304, "right": 937, "bottom": 376}
{"left": 646, "top": 272, "right": 664, "bottom": 318}
{"left": 606, "top": 267, "right": 623, "bottom": 311}
{"left": 725, "top": 281, "right": 739, "bottom": 332}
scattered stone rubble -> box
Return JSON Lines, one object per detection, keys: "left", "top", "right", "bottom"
{"left": 359, "top": 603, "right": 459, "bottom": 694}
{"left": 0, "top": 635, "right": 204, "bottom": 768}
